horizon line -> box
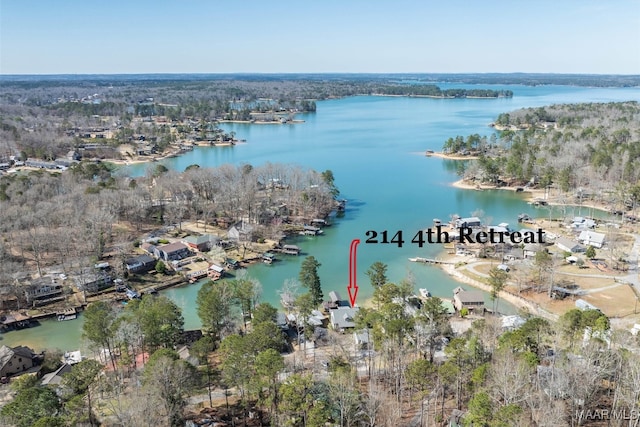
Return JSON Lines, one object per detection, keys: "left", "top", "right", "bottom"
{"left": 1, "top": 72, "right": 640, "bottom": 77}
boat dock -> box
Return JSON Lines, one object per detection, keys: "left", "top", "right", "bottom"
{"left": 408, "top": 257, "right": 454, "bottom": 265}
{"left": 57, "top": 308, "right": 78, "bottom": 321}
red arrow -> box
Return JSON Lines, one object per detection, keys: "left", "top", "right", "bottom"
{"left": 348, "top": 239, "right": 360, "bottom": 307}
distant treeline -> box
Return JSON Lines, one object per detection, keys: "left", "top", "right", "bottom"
{"left": 2, "top": 72, "right": 639, "bottom": 87}
{"left": 375, "top": 84, "right": 513, "bottom": 98}
{"left": 449, "top": 101, "right": 640, "bottom": 207}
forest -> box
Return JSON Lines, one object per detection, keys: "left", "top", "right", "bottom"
{"left": 446, "top": 101, "right": 640, "bottom": 210}
{"left": 0, "top": 161, "right": 338, "bottom": 308}
{"left": 3, "top": 267, "right": 640, "bottom": 426}
{"left": 2, "top": 76, "right": 640, "bottom": 426}
{"left": 372, "top": 85, "right": 512, "bottom": 98}
{"left": 2, "top": 74, "right": 636, "bottom": 164}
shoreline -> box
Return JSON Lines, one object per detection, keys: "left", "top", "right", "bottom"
{"left": 427, "top": 151, "right": 479, "bottom": 160}
{"left": 218, "top": 119, "right": 305, "bottom": 125}
{"left": 104, "top": 141, "right": 243, "bottom": 167}
{"left": 439, "top": 262, "right": 559, "bottom": 322}
{"left": 433, "top": 248, "right": 558, "bottom": 320}
{"left": 450, "top": 178, "right": 616, "bottom": 214}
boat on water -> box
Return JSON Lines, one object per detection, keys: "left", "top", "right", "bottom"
{"left": 262, "top": 252, "right": 276, "bottom": 264}
{"left": 419, "top": 288, "right": 431, "bottom": 299}
{"left": 57, "top": 308, "right": 78, "bottom": 321}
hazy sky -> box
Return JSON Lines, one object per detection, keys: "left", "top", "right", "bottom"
{"left": 1, "top": 0, "right": 638, "bottom": 75}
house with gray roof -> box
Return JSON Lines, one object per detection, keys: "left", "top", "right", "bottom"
{"left": 74, "top": 271, "right": 111, "bottom": 294}
{"left": 0, "top": 345, "right": 36, "bottom": 378}
{"left": 22, "top": 276, "right": 64, "bottom": 307}
{"left": 182, "top": 234, "right": 219, "bottom": 252}
{"left": 555, "top": 237, "right": 584, "bottom": 253}
{"left": 125, "top": 254, "right": 156, "bottom": 273}
{"left": 41, "top": 363, "right": 73, "bottom": 386}
{"left": 330, "top": 306, "right": 359, "bottom": 332}
{"left": 228, "top": 221, "right": 254, "bottom": 242}
{"left": 453, "top": 287, "right": 485, "bottom": 312}
{"left": 155, "top": 242, "right": 191, "bottom": 261}
{"left": 354, "top": 329, "right": 371, "bottom": 350}
{"left": 578, "top": 230, "right": 605, "bottom": 249}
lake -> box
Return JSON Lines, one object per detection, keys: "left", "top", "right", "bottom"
{"left": 3, "top": 84, "right": 639, "bottom": 351}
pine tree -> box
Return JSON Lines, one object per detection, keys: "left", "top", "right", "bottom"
{"left": 299, "top": 256, "right": 323, "bottom": 305}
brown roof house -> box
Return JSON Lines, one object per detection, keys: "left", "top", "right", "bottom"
{"left": 453, "top": 287, "right": 485, "bottom": 313}
{"left": 0, "top": 345, "right": 36, "bottom": 378}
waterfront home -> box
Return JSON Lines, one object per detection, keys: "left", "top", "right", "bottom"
{"left": 41, "top": 363, "right": 73, "bottom": 386}
{"left": 228, "top": 221, "right": 254, "bottom": 242}
{"left": 455, "top": 216, "right": 482, "bottom": 228}
{"left": 571, "top": 216, "right": 596, "bottom": 230}
{"left": 75, "top": 271, "right": 112, "bottom": 294}
{"left": 555, "top": 237, "right": 584, "bottom": 253}
{"left": 0, "top": 345, "right": 36, "bottom": 378}
{"left": 453, "top": 287, "right": 485, "bottom": 313}
{"left": 125, "top": 254, "right": 156, "bottom": 274}
{"left": 330, "top": 306, "right": 359, "bottom": 332}
{"left": 578, "top": 230, "right": 605, "bottom": 249}
{"left": 22, "top": 277, "right": 64, "bottom": 307}
{"left": 182, "top": 234, "right": 219, "bottom": 252}
{"left": 155, "top": 242, "right": 191, "bottom": 261}
{"left": 287, "top": 311, "right": 326, "bottom": 328}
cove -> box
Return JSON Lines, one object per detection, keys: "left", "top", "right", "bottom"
{"left": 3, "top": 84, "right": 639, "bottom": 351}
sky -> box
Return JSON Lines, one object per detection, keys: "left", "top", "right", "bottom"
{"left": 1, "top": 0, "right": 639, "bottom": 75}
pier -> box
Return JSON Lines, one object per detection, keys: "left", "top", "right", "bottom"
{"left": 408, "top": 257, "right": 454, "bottom": 265}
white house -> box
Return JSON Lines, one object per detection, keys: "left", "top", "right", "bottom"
{"left": 556, "top": 237, "right": 584, "bottom": 253}
{"left": 578, "top": 230, "right": 605, "bottom": 249}
{"left": 571, "top": 217, "right": 596, "bottom": 230}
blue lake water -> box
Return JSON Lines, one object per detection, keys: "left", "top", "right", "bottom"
{"left": 3, "top": 84, "right": 640, "bottom": 351}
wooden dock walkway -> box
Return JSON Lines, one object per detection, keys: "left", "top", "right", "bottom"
{"left": 408, "top": 257, "right": 454, "bottom": 265}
